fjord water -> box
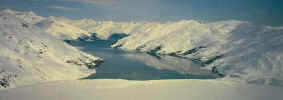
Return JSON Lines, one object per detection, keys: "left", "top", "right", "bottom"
{"left": 68, "top": 39, "right": 220, "bottom": 80}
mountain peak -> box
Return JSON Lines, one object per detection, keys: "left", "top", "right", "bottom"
{"left": 0, "top": 9, "right": 44, "bottom": 24}
{"left": 1, "top": 9, "right": 18, "bottom": 14}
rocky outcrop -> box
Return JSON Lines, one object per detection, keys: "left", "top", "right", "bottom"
{"left": 0, "top": 70, "right": 17, "bottom": 88}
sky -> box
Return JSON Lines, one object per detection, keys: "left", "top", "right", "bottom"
{"left": 0, "top": 0, "right": 282, "bottom": 26}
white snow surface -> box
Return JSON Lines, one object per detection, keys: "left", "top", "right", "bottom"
{"left": 0, "top": 10, "right": 102, "bottom": 88}
{"left": 35, "top": 16, "right": 90, "bottom": 40}
{"left": 1, "top": 9, "right": 45, "bottom": 24}
{"left": 0, "top": 79, "right": 283, "bottom": 100}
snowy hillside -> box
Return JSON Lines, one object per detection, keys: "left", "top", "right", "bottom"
{"left": 2, "top": 9, "right": 45, "bottom": 24}
{"left": 2, "top": 9, "right": 91, "bottom": 40}
{"left": 35, "top": 16, "right": 90, "bottom": 40}
{"left": 0, "top": 10, "right": 102, "bottom": 88}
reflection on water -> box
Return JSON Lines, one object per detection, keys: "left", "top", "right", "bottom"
{"left": 67, "top": 39, "right": 221, "bottom": 80}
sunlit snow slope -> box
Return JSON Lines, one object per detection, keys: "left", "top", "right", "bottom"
{"left": 2, "top": 9, "right": 91, "bottom": 40}
{"left": 0, "top": 10, "right": 102, "bottom": 88}
{"left": 1, "top": 79, "right": 283, "bottom": 100}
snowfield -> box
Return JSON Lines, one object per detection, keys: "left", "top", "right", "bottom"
{"left": 0, "top": 79, "right": 283, "bottom": 100}
{"left": 0, "top": 10, "right": 102, "bottom": 88}
{"left": 35, "top": 16, "right": 91, "bottom": 40}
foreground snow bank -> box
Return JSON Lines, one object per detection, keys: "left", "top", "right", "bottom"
{"left": 0, "top": 79, "right": 282, "bottom": 100}
{"left": 0, "top": 10, "right": 102, "bottom": 88}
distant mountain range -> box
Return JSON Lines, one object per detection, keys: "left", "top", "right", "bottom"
{"left": 1, "top": 9, "right": 283, "bottom": 87}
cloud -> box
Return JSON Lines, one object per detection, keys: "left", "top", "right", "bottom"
{"left": 48, "top": 6, "right": 79, "bottom": 11}
{"left": 63, "top": 0, "right": 115, "bottom": 5}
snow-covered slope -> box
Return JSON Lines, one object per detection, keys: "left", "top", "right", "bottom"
{"left": 3, "top": 9, "right": 91, "bottom": 40}
{"left": 35, "top": 16, "right": 90, "bottom": 40}
{"left": 0, "top": 11, "right": 102, "bottom": 88}
{"left": 1, "top": 79, "right": 283, "bottom": 100}
{"left": 71, "top": 20, "right": 145, "bottom": 40}
{"left": 2, "top": 9, "right": 45, "bottom": 24}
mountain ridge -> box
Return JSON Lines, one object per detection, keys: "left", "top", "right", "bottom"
{"left": 0, "top": 10, "right": 102, "bottom": 88}
{"left": 2, "top": 9, "right": 283, "bottom": 86}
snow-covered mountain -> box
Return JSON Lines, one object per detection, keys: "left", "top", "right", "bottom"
{"left": 63, "top": 17, "right": 283, "bottom": 86}
{"left": 35, "top": 16, "right": 91, "bottom": 40}
{"left": 54, "top": 15, "right": 283, "bottom": 86}
{"left": 2, "top": 9, "right": 45, "bottom": 24}
{"left": 110, "top": 21, "right": 283, "bottom": 86}
{"left": 0, "top": 10, "right": 102, "bottom": 88}
{"left": 2, "top": 9, "right": 91, "bottom": 40}
{"left": 2, "top": 9, "right": 283, "bottom": 86}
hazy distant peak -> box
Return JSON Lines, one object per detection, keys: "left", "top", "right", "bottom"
{"left": 0, "top": 9, "right": 44, "bottom": 24}
{"left": 1, "top": 9, "right": 16, "bottom": 14}
{"left": 79, "top": 18, "right": 96, "bottom": 22}
{"left": 1, "top": 9, "right": 35, "bottom": 17}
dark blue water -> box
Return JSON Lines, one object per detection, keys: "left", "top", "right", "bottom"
{"left": 67, "top": 39, "right": 221, "bottom": 80}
